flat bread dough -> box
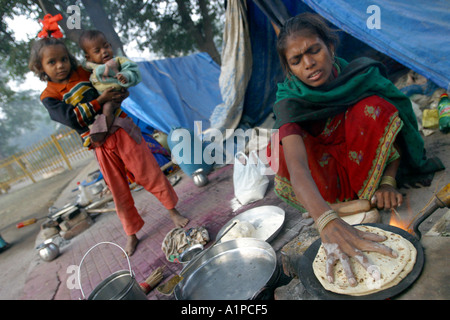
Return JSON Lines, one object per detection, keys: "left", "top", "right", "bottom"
{"left": 221, "top": 220, "right": 256, "bottom": 242}
{"left": 312, "top": 225, "right": 417, "bottom": 296}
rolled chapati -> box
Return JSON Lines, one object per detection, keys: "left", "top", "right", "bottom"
{"left": 312, "top": 225, "right": 417, "bottom": 296}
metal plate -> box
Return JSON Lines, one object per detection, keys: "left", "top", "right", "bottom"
{"left": 174, "top": 238, "right": 278, "bottom": 300}
{"left": 216, "top": 205, "right": 285, "bottom": 243}
{"left": 297, "top": 223, "right": 425, "bottom": 300}
{"left": 48, "top": 204, "right": 79, "bottom": 220}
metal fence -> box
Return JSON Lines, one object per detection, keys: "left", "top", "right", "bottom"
{"left": 0, "top": 128, "right": 92, "bottom": 193}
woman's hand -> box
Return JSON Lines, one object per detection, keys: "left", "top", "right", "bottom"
{"left": 281, "top": 134, "right": 399, "bottom": 286}
{"left": 320, "top": 218, "right": 398, "bottom": 286}
{"left": 371, "top": 184, "right": 403, "bottom": 209}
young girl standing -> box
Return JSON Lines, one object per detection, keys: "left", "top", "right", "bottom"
{"left": 29, "top": 36, "right": 189, "bottom": 256}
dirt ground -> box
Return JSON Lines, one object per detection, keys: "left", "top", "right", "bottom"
{"left": 0, "top": 157, "right": 94, "bottom": 300}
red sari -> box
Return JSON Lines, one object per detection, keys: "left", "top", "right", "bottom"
{"left": 268, "top": 95, "right": 403, "bottom": 211}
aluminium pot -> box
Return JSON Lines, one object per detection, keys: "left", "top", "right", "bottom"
{"left": 192, "top": 168, "right": 209, "bottom": 187}
{"left": 78, "top": 242, "right": 147, "bottom": 300}
{"left": 37, "top": 239, "right": 60, "bottom": 262}
{"left": 174, "top": 238, "right": 279, "bottom": 300}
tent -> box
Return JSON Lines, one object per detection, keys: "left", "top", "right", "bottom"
{"left": 122, "top": 0, "right": 449, "bottom": 137}
{"left": 121, "top": 52, "right": 222, "bottom": 135}
{"left": 243, "top": 0, "right": 450, "bottom": 128}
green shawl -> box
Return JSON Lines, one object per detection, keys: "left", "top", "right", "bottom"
{"left": 273, "top": 57, "right": 444, "bottom": 185}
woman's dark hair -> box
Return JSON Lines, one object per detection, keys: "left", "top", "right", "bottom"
{"left": 28, "top": 37, "right": 78, "bottom": 81}
{"left": 277, "top": 13, "right": 340, "bottom": 75}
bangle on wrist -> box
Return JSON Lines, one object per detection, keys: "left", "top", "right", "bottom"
{"left": 315, "top": 209, "right": 339, "bottom": 235}
{"left": 380, "top": 175, "right": 397, "bottom": 189}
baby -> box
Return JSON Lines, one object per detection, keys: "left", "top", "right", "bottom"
{"left": 79, "top": 30, "right": 141, "bottom": 144}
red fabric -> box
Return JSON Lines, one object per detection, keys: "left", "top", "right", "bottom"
{"left": 269, "top": 95, "right": 402, "bottom": 204}
{"left": 95, "top": 129, "right": 178, "bottom": 235}
{"left": 38, "top": 14, "right": 64, "bottom": 39}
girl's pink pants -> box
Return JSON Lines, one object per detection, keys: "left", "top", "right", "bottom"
{"left": 95, "top": 129, "right": 178, "bottom": 235}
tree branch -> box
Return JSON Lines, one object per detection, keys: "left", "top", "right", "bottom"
{"left": 31, "top": 0, "right": 83, "bottom": 44}
{"left": 175, "top": 0, "right": 204, "bottom": 44}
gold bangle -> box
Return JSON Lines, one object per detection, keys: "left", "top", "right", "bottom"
{"left": 380, "top": 175, "right": 397, "bottom": 189}
{"left": 316, "top": 210, "right": 339, "bottom": 234}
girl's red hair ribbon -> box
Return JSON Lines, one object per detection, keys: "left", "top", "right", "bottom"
{"left": 38, "top": 13, "right": 64, "bottom": 39}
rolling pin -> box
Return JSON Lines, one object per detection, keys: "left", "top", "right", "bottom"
{"left": 330, "top": 199, "right": 372, "bottom": 217}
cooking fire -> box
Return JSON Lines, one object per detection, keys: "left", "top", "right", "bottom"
{"left": 389, "top": 207, "right": 414, "bottom": 234}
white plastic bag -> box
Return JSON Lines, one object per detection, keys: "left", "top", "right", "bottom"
{"left": 233, "top": 150, "right": 269, "bottom": 205}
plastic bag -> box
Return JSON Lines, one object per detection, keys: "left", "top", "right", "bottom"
{"left": 422, "top": 109, "right": 439, "bottom": 129}
{"left": 233, "top": 151, "right": 269, "bottom": 205}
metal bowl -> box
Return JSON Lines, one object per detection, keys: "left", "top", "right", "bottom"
{"left": 217, "top": 205, "right": 285, "bottom": 243}
{"left": 38, "top": 242, "right": 60, "bottom": 261}
{"left": 192, "top": 168, "right": 209, "bottom": 187}
{"left": 89, "top": 181, "right": 105, "bottom": 195}
{"left": 179, "top": 244, "right": 204, "bottom": 263}
{"left": 174, "top": 238, "right": 279, "bottom": 300}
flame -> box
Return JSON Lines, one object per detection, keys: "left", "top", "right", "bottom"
{"left": 388, "top": 208, "right": 414, "bottom": 234}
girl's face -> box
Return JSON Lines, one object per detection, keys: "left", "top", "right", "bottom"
{"left": 284, "top": 33, "right": 335, "bottom": 87}
{"left": 40, "top": 44, "right": 72, "bottom": 83}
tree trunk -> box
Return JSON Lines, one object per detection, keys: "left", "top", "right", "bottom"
{"left": 33, "top": 0, "right": 83, "bottom": 45}
{"left": 81, "top": 0, "right": 125, "bottom": 56}
{"left": 175, "top": 0, "right": 221, "bottom": 65}
{"left": 34, "top": 0, "right": 124, "bottom": 56}
{"left": 197, "top": 0, "right": 221, "bottom": 65}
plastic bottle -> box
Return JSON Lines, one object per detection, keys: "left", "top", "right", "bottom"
{"left": 77, "top": 181, "right": 91, "bottom": 206}
{"left": 437, "top": 93, "right": 450, "bottom": 133}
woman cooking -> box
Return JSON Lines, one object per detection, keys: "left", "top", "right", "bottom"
{"left": 270, "top": 13, "right": 444, "bottom": 286}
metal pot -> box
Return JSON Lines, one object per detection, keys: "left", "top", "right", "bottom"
{"left": 174, "top": 238, "right": 279, "bottom": 300}
{"left": 37, "top": 240, "right": 60, "bottom": 261}
{"left": 192, "top": 168, "right": 208, "bottom": 187}
{"left": 88, "top": 181, "right": 105, "bottom": 195}
{"left": 78, "top": 242, "right": 147, "bottom": 300}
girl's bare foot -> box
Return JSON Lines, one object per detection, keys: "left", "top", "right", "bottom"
{"left": 125, "top": 234, "right": 139, "bottom": 256}
{"left": 168, "top": 208, "right": 189, "bottom": 228}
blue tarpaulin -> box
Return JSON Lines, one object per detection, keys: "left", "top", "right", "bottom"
{"left": 121, "top": 52, "right": 223, "bottom": 134}
{"left": 302, "top": 0, "right": 450, "bottom": 91}
{"left": 243, "top": 0, "right": 450, "bottom": 127}
{"left": 122, "top": 0, "right": 449, "bottom": 135}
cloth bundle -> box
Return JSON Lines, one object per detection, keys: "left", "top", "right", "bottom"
{"left": 161, "top": 227, "right": 209, "bottom": 262}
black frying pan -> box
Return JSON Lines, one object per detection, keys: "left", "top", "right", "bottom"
{"left": 297, "top": 223, "right": 425, "bottom": 300}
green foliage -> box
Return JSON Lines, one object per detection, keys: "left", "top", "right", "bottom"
{"left": 0, "top": 77, "right": 47, "bottom": 157}
{"left": 0, "top": 0, "right": 225, "bottom": 157}
{"left": 0, "top": 0, "right": 40, "bottom": 79}
{"left": 95, "top": 0, "right": 224, "bottom": 62}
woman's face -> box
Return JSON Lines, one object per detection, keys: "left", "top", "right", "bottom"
{"left": 284, "top": 33, "right": 335, "bottom": 87}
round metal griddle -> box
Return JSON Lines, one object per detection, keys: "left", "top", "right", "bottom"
{"left": 297, "top": 223, "right": 425, "bottom": 300}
